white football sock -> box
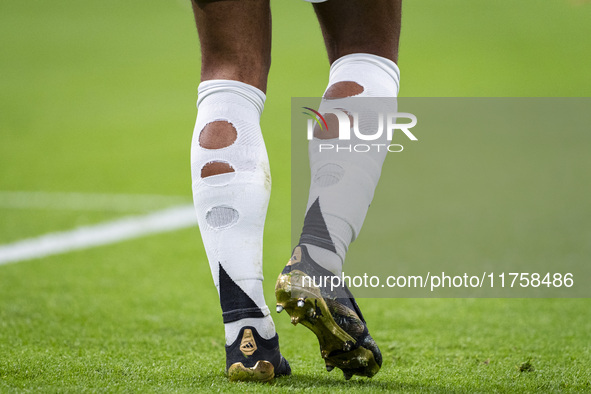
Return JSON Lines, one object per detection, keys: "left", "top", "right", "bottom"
{"left": 301, "top": 53, "right": 401, "bottom": 275}
{"left": 191, "top": 79, "right": 275, "bottom": 344}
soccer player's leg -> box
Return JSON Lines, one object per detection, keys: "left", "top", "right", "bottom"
{"left": 276, "top": 0, "right": 402, "bottom": 380}
{"left": 190, "top": 0, "right": 289, "bottom": 382}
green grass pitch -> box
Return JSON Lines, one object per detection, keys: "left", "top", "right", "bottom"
{"left": 1, "top": 0, "right": 590, "bottom": 392}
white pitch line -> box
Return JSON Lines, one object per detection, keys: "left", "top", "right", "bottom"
{"left": 0, "top": 204, "right": 197, "bottom": 266}
{"left": 0, "top": 191, "right": 190, "bottom": 212}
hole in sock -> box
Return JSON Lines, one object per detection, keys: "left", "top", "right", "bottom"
{"left": 313, "top": 82, "right": 362, "bottom": 139}
{"left": 202, "top": 171, "right": 236, "bottom": 186}
{"left": 199, "top": 120, "right": 237, "bottom": 149}
{"left": 314, "top": 110, "right": 354, "bottom": 140}
{"left": 201, "top": 161, "right": 235, "bottom": 178}
{"left": 324, "top": 81, "right": 364, "bottom": 99}
{"left": 313, "top": 163, "right": 344, "bottom": 187}
{"left": 206, "top": 206, "right": 239, "bottom": 229}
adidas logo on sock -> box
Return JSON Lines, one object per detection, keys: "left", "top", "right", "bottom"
{"left": 239, "top": 329, "right": 257, "bottom": 356}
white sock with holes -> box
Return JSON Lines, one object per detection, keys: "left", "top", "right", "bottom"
{"left": 191, "top": 80, "right": 275, "bottom": 345}
{"left": 301, "top": 53, "right": 401, "bottom": 275}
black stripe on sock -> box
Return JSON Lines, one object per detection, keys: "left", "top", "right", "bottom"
{"left": 218, "top": 263, "right": 265, "bottom": 323}
{"left": 298, "top": 198, "right": 337, "bottom": 253}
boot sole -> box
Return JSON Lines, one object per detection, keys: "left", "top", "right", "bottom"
{"left": 275, "top": 269, "right": 380, "bottom": 378}
{"left": 227, "top": 360, "right": 275, "bottom": 382}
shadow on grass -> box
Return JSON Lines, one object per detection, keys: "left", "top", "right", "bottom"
{"left": 181, "top": 369, "right": 450, "bottom": 392}
{"left": 270, "top": 372, "right": 436, "bottom": 392}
